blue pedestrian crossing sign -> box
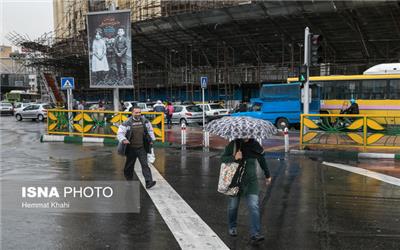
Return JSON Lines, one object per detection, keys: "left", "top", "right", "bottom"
{"left": 61, "top": 77, "right": 75, "bottom": 90}
{"left": 200, "top": 76, "right": 208, "bottom": 88}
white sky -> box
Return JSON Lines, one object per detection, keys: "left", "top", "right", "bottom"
{"left": 1, "top": 0, "right": 54, "bottom": 47}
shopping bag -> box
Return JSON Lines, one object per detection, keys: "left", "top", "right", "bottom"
{"left": 147, "top": 148, "right": 156, "bottom": 164}
{"left": 217, "top": 162, "right": 241, "bottom": 196}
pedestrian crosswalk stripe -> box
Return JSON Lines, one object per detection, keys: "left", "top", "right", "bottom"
{"left": 323, "top": 161, "right": 400, "bottom": 187}
{"left": 134, "top": 162, "right": 229, "bottom": 250}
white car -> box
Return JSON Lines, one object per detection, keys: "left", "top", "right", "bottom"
{"left": 172, "top": 105, "right": 204, "bottom": 125}
{"left": 0, "top": 102, "right": 14, "bottom": 115}
{"left": 123, "top": 101, "right": 152, "bottom": 112}
{"left": 15, "top": 103, "right": 54, "bottom": 122}
{"left": 196, "top": 103, "right": 230, "bottom": 120}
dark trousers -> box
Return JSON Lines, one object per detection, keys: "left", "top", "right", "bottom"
{"left": 124, "top": 146, "right": 153, "bottom": 183}
{"left": 167, "top": 115, "right": 173, "bottom": 128}
{"left": 116, "top": 57, "right": 127, "bottom": 78}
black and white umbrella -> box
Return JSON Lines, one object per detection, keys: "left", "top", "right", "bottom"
{"left": 205, "top": 116, "right": 278, "bottom": 140}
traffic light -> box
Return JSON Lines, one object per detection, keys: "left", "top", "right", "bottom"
{"left": 310, "top": 34, "right": 323, "bottom": 66}
{"left": 298, "top": 65, "right": 307, "bottom": 83}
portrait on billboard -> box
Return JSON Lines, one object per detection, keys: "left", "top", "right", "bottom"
{"left": 87, "top": 10, "right": 133, "bottom": 88}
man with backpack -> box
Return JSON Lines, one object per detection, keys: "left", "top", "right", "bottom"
{"left": 117, "top": 107, "right": 156, "bottom": 189}
{"left": 153, "top": 100, "right": 166, "bottom": 113}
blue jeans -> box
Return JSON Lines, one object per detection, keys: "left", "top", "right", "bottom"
{"left": 228, "top": 194, "right": 261, "bottom": 237}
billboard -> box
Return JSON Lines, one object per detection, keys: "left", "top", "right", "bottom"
{"left": 87, "top": 10, "right": 133, "bottom": 88}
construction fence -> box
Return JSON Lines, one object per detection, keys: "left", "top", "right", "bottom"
{"left": 47, "top": 110, "right": 165, "bottom": 142}
{"left": 300, "top": 114, "right": 400, "bottom": 150}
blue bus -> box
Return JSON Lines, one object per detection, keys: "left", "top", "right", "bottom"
{"left": 232, "top": 82, "right": 321, "bottom": 129}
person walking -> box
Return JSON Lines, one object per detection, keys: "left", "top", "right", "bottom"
{"left": 77, "top": 101, "right": 85, "bottom": 110}
{"left": 117, "top": 107, "right": 156, "bottom": 189}
{"left": 73, "top": 100, "right": 78, "bottom": 110}
{"left": 165, "top": 102, "right": 174, "bottom": 129}
{"left": 153, "top": 100, "right": 165, "bottom": 113}
{"left": 221, "top": 138, "right": 271, "bottom": 244}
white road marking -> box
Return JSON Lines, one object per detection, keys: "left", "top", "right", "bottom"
{"left": 134, "top": 162, "right": 229, "bottom": 250}
{"left": 322, "top": 161, "right": 400, "bottom": 187}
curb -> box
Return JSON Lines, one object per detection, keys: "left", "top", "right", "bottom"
{"left": 40, "top": 135, "right": 172, "bottom": 147}
{"left": 41, "top": 135, "right": 116, "bottom": 145}
{"left": 290, "top": 149, "right": 400, "bottom": 160}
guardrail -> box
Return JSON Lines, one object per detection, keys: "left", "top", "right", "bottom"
{"left": 47, "top": 109, "right": 165, "bottom": 142}
{"left": 300, "top": 114, "right": 400, "bottom": 150}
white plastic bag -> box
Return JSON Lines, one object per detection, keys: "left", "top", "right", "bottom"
{"left": 147, "top": 148, "right": 156, "bottom": 164}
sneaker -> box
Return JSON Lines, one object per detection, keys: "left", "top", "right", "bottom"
{"left": 250, "top": 234, "right": 265, "bottom": 245}
{"left": 146, "top": 181, "right": 156, "bottom": 189}
{"left": 228, "top": 228, "right": 237, "bottom": 237}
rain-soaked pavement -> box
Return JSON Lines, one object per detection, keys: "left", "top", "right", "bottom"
{"left": 1, "top": 116, "right": 400, "bottom": 249}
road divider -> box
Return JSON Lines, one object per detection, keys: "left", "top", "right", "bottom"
{"left": 40, "top": 134, "right": 172, "bottom": 147}
{"left": 291, "top": 149, "right": 400, "bottom": 159}
{"left": 41, "top": 134, "right": 118, "bottom": 145}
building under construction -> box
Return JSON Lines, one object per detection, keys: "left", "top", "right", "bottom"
{"left": 7, "top": 0, "right": 400, "bottom": 105}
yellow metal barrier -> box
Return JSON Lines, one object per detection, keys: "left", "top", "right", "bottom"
{"left": 47, "top": 109, "right": 165, "bottom": 142}
{"left": 300, "top": 114, "right": 400, "bottom": 150}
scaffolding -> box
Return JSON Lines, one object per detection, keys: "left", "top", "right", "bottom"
{"left": 5, "top": 1, "right": 400, "bottom": 104}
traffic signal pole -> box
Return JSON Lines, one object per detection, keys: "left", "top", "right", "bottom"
{"left": 303, "top": 27, "right": 310, "bottom": 115}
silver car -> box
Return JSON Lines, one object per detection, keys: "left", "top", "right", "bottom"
{"left": 0, "top": 102, "right": 14, "bottom": 115}
{"left": 172, "top": 105, "right": 204, "bottom": 125}
{"left": 13, "top": 102, "right": 33, "bottom": 113}
{"left": 15, "top": 103, "right": 54, "bottom": 122}
{"left": 123, "top": 101, "right": 152, "bottom": 112}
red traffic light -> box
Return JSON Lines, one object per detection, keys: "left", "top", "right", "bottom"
{"left": 311, "top": 34, "right": 323, "bottom": 45}
{"left": 310, "top": 34, "right": 323, "bottom": 66}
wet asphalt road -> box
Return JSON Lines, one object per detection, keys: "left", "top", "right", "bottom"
{"left": 1, "top": 116, "right": 400, "bottom": 250}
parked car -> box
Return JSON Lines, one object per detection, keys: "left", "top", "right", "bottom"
{"left": 147, "top": 101, "right": 157, "bottom": 109}
{"left": 172, "top": 105, "right": 204, "bottom": 125}
{"left": 85, "top": 101, "right": 99, "bottom": 110}
{"left": 0, "top": 102, "right": 14, "bottom": 115}
{"left": 87, "top": 102, "right": 112, "bottom": 111}
{"left": 13, "top": 102, "right": 33, "bottom": 113}
{"left": 123, "top": 101, "right": 152, "bottom": 112}
{"left": 15, "top": 103, "right": 54, "bottom": 122}
{"left": 196, "top": 103, "right": 230, "bottom": 121}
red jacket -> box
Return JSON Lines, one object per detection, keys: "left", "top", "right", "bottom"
{"left": 166, "top": 105, "right": 174, "bottom": 115}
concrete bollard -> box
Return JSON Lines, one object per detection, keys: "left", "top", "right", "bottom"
{"left": 203, "top": 130, "right": 210, "bottom": 148}
{"left": 284, "top": 126, "right": 289, "bottom": 153}
{"left": 181, "top": 123, "right": 187, "bottom": 145}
